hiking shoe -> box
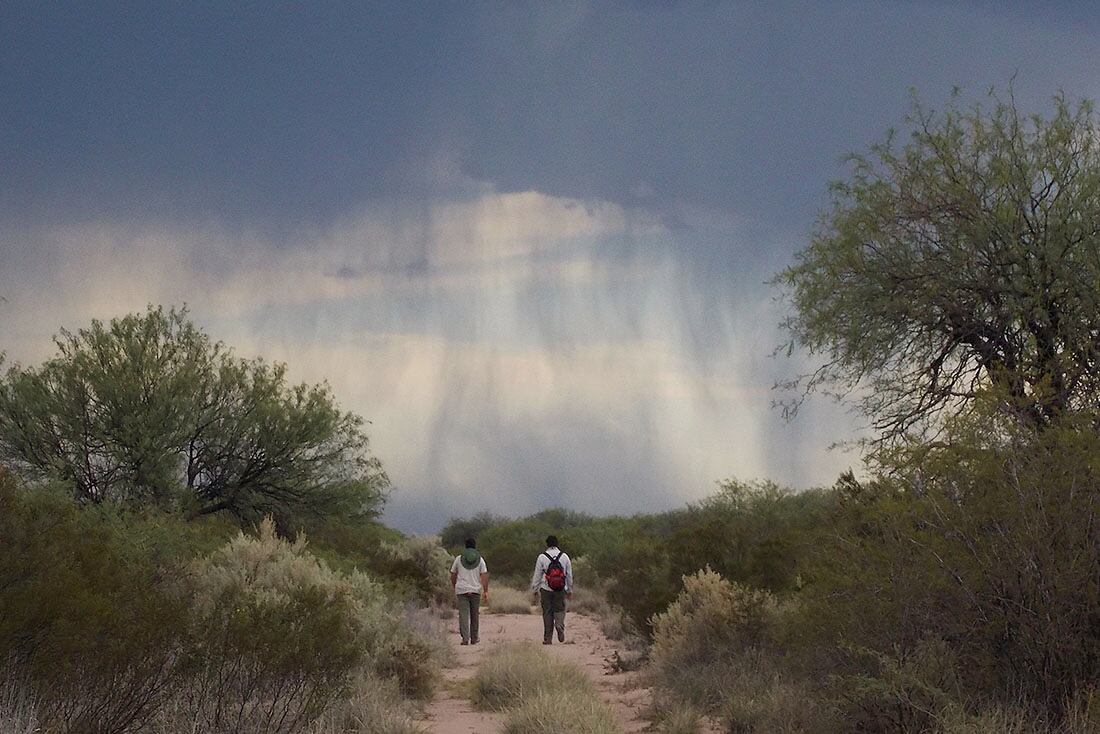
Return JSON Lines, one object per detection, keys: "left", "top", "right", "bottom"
{"left": 542, "top": 638, "right": 552, "bottom": 645}
{"left": 470, "top": 638, "right": 479, "bottom": 645}
{"left": 460, "top": 640, "right": 469, "bottom": 645}
{"left": 557, "top": 629, "right": 565, "bottom": 643}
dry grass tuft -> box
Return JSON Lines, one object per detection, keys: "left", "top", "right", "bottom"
{"left": 0, "top": 672, "right": 38, "bottom": 734}
{"left": 471, "top": 644, "right": 592, "bottom": 711}
{"left": 485, "top": 587, "right": 535, "bottom": 615}
{"left": 503, "top": 690, "right": 620, "bottom": 734}
{"left": 309, "top": 673, "right": 427, "bottom": 734}
{"left": 471, "top": 644, "right": 622, "bottom": 733}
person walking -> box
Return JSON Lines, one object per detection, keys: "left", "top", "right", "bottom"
{"left": 450, "top": 537, "right": 489, "bottom": 645}
{"left": 530, "top": 534, "right": 573, "bottom": 644}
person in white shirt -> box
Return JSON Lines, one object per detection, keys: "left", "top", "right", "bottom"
{"left": 450, "top": 537, "right": 489, "bottom": 645}
{"left": 529, "top": 534, "right": 573, "bottom": 644}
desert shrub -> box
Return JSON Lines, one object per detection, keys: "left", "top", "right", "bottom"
{"left": 717, "top": 668, "right": 835, "bottom": 734}
{"left": 649, "top": 568, "right": 778, "bottom": 710}
{"left": 645, "top": 568, "right": 836, "bottom": 732}
{"left": 655, "top": 704, "right": 705, "bottom": 734}
{"left": 502, "top": 689, "right": 620, "bottom": 734}
{"left": 471, "top": 644, "right": 592, "bottom": 711}
{"left": 182, "top": 520, "right": 371, "bottom": 731}
{"left": 803, "top": 414, "right": 1100, "bottom": 724}
{"left": 178, "top": 518, "right": 439, "bottom": 732}
{"left": 486, "top": 586, "right": 535, "bottom": 614}
{"left": 440, "top": 511, "right": 508, "bottom": 551}
{"left": 564, "top": 582, "right": 605, "bottom": 616}
{"left": 398, "top": 602, "right": 454, "bottom": 669}
{"left": 827, "top": 638, "right": 963, "bottom": 733}
{"left": 380, "top": 534, "right": 453, "bottom": 605}
{"left": 0, "top": 481, "right": 194, "bottom": 733}
{"left": 600, "top": 528, "right": 680, "bottom": 634}
{"left": 309, "top": 673, "right": 427, "bottom": 734}
{"left": 666, "top": 480, "right": 830, "bottom": 595}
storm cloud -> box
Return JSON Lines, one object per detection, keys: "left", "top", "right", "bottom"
{"left": 3, "top": 1, "right": 1098, "bottom": 530}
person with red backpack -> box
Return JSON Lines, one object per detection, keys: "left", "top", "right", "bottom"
{"left": 529, "top": 534, "right": 573, "bottom": 644}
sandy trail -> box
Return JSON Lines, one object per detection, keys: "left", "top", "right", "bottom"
{"left": 417, "top": 611, "right": 650, "bottom": 733}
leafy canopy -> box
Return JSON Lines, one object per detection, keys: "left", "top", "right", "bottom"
{"left": 778, "top": 90, "right": 1100, "bottom": 446}
{"left": 0, "top": 306, "right": 387, "bottom": 524}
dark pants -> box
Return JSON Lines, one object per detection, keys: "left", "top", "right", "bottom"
{"left": 539, "top": 588, "right": 566, "bottom": 642}
{"left": 457, "top": 592, "right": 481, "bottom": 642}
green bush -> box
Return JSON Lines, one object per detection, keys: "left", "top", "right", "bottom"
{"left": 180, "top": 518, "right": 440, "bottom": 731}
{"left": 764, "top": 408, "right": 1100, "bottom": 730}
{"left": 379, "top": 534, "right": 453, "bottom": 606}
{"left": 649, "top": 568, "right": 778, "bottom": 709}
{"left": 440, "top": 511, "right": 508, "bottom": 552}
{"left": 0, "top": 480, "right": 196, "bottom": 734}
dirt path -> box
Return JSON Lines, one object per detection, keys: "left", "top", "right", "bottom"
{"left": 417, "top": 611, "right": 650, "bottom": 733}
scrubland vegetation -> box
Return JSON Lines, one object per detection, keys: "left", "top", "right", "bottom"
{"left": 442, "top": 90, "right": 1100, "bottom": 733}
{"left": 0, "top": 311, "right": 449, "bottom": 732}
{"left": 5, "top": 87, "right": 1100, "bottom": 733}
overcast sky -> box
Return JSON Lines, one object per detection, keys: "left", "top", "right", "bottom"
{"left": 3, "top": 1, "right": 1099, "bottom": 532}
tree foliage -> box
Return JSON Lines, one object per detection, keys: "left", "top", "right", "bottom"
{"left": 802, "top": 407, "right": 1100, "bottom": 721}
{"left": 0, "top": 306, "right": 387, "bottom": 524}
{"left": 779, "top": 90, "right": 1100, "bottom": 446}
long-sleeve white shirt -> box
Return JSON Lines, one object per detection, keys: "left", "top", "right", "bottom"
{"left": 529, "top": 547, "right": 573, "bottom": 593}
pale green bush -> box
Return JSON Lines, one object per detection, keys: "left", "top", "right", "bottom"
{"left": 177, "top": 518, "right": 439, "bottom": 732}
{"left": 503, "top": 690, "right": 620, "bottom": 734}
{"left": 309, "top": 673, "right": 426, "bottom": 734}
{"left": 382, "top": 535, "right": 453, "bottom": 605}
{"left": 471, "top": 644, "right": 593, "bottom": 711}
{"left": 565, "top": 585, "right": 607, "bottom": 616}
{"left": 649, "top": 568, "right": 778, "bottom": 711}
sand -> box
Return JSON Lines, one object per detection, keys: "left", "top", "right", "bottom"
{"left": 417, "top": 610, "right": 651, "bottom": 733}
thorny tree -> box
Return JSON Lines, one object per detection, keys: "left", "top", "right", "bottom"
{"left": 0, "top": 306, "right": 388, "bottom": 525}
{"left": 778, "top": 90, "right": 1100, "bottom": 448}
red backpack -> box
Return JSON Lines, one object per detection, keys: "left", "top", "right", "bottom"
{"left": 543, "top": 551, "right": 567, "bottom": 591}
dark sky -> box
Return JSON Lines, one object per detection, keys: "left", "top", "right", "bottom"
{"left": 3, "top": 1, "right": 1099, "bottom": 531}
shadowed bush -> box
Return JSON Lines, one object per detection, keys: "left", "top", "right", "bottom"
{"left": 0, "top": 670, "right": 39, "bottom": 734}
{"left": 0, "top": 480, "right": 197, "bottom": 734}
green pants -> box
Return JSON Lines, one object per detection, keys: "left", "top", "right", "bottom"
{"left": 457, "top": 592, "right": 481, "bottom": 642}
{"left": 539, "top": 588, "right": 566, "bottom": 642}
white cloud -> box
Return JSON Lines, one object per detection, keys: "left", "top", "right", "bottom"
{"left": 0, "top": 186, "right": 860, "bottom": 531}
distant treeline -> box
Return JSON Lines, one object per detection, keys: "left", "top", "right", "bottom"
{"left": 441, "top": 479, "right": 830, "bottom": 633}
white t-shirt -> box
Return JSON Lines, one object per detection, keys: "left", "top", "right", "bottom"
{"left": 450, "top": 555, "right": 488, "bottom": 595}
